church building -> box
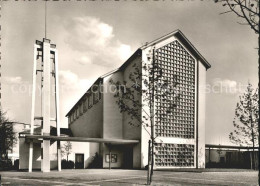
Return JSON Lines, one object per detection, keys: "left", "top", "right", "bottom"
{"left": 65, "top": 29, "right": 211, "bottom": 169}
{"left": 19, "top": 29, "right": 210, "bottom": 171}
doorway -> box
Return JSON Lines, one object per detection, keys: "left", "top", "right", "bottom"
{"left": 123, "top": 146, "right": 133, "bottom": 169}
{"left": 75, "top": 154, "right": 84, "bottom": 169}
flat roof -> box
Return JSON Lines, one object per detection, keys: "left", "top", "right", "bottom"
{"left": 205, "top": 144, "right": 259, "bottom": 150}
{"left": 24, "top": 134, "right": 140, "bottom": 144}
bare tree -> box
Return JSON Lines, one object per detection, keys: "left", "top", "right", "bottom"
{"left": 216, "top": 0, "right": 259, "bottom": 34}
{"left": 229, "top": 83, "right": 259, "bottom": 169}
{"left": 61, "top": 141, "right": 72, "bottom": 161}
{"left": 110, "top": 48, "right": 180, "bottom": 185}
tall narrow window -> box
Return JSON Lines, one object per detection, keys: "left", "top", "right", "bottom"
{"left": 76, "top": 107, "right": 80, "bottom": 118}
{"left": 99, "top": 84, "right": 102, "bottom": 100}
{"left": 85, "top": 98, "right": 88, "bottom": 111}
{"left": 94, "top": 91, "right": 99, "bottom": 104}
{"left": 73, "top": 111, "right": 76, "bottom": 120}
{"left": 80, "top": 103, "right": 83, "bottom": 115}
{"left": 93, "top": 91, "right": 96, "bottom": 104}
{"left": 88, "top": 94, "right": 93, "bottom": 108}
{"left": 83, "top": 98, "right": 86, "bottom": 112}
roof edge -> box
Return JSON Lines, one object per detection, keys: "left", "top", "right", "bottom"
{"left": 141, "top": 29, "right": 211, "bottom": 69}
{"left": 65, "top": 77, "right": 102, "bottom": 117}
{"left": 66, "top": 49, "right": 142, "bottom": 117}
{"left": 65, "top": 29, "right": 211, "bottom": 117}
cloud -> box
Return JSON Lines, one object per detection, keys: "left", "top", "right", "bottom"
{"left": 59, "top": 70, "right": 93, "bottom": 93}
{"left": 213, "top": 78, "right": 237, "bottom": 88}
{"left": 76, "top": 56, "right": 92, "bottom": 65}
{"left": 59, "top": 70, "right": 95, "bottom": 124}
{"left": 212, "top": 78, "right": 238, "bottom": 94}
{"left": 3, "top": 76, "right": 23, "bottom": 84}
{"left": 118, "top": 44, "right": 132, "bottom": 61}
{"left": 62, "top": 16, "right": 133, "bottom": 67}
{"left": 64, "top": 17, "right": 114, "bottom": 51}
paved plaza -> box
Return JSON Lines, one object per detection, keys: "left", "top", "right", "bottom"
{"left": 0, "top": 169, "right": 258, "bottom": 185}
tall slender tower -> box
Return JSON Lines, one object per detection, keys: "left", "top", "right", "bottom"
{"left": 29, "top": 38, "right": 61, "bottom": 172}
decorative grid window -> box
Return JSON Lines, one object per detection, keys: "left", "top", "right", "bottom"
{"left": 154, "top": 40, "right": 195, "bottom": 139}
{"left": 155, "top": 143, "right": 194, "bottom": 167}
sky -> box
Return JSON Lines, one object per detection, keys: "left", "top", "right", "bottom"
{"left": 1, "top": 1, "right": 258, "bottom": 145}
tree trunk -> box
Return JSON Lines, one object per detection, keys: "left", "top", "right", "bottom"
{"left": 250, "top": 151, "right": 252, "bottom": 170}
{"left": 147, "top": 49, "right": 156, "bottom": 185}
{"left": 150, "top": 139, "right": 154, "bottom": 184}
{"left": 67, "top": 155, "right": 68, "bottom": 162}
{"left": 252, "top": 144, "right": 255, "bottom": 170}
{"left": 147, "top": 140, "right": 151, "bottom": 185}
{"left": 258, "top": 30, "right": 260, "bottom": 173}
{"left": 249, "top": 92, "right": 255, "bottom": 170}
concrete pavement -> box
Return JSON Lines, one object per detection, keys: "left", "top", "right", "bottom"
{"left": 0, "top": 169, "right": 258, "bottom": 185}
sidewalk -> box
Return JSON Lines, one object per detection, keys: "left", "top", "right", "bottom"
{"left": 156, "top": 168, "right": 258, "bottom": 172}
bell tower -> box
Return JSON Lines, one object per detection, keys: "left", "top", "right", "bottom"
{"left": 28, "top": 38, "right": 61, "bottom": 172}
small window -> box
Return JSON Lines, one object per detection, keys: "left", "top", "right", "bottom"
{"left": 105, "top": 154, "right": 117, "bottom": 163}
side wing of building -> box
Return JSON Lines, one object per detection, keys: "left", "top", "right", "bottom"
{"left": 68, "top": 81, "right": 103, "bottom": 138}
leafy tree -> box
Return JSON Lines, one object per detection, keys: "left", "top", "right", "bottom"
{"left": 61, "top": 141, "right": 72, "bottom": 161}
{"left": 216, "top": 0, "right": 259, "bottom": 170}
{"left": 0, "top": 109, "right": 16, "bottom": 161}
{"left": 229, "top": 83, "right": 259, "bottom": 169}
{"left": 110, "top": 48, "right": 180, "bottom": 185}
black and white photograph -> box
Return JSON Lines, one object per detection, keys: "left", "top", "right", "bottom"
{"left": 0, "top": 0, "right": 259, "bottom": 185}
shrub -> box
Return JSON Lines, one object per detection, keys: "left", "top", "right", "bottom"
{"left": 61, "top": 159, "right": 75, "bottom": 169}
{"left": 0, "top": 159, "right": 12, "bottom": 170}
{"left": 87, "top": 152, "right": 102, "bottom": 168}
